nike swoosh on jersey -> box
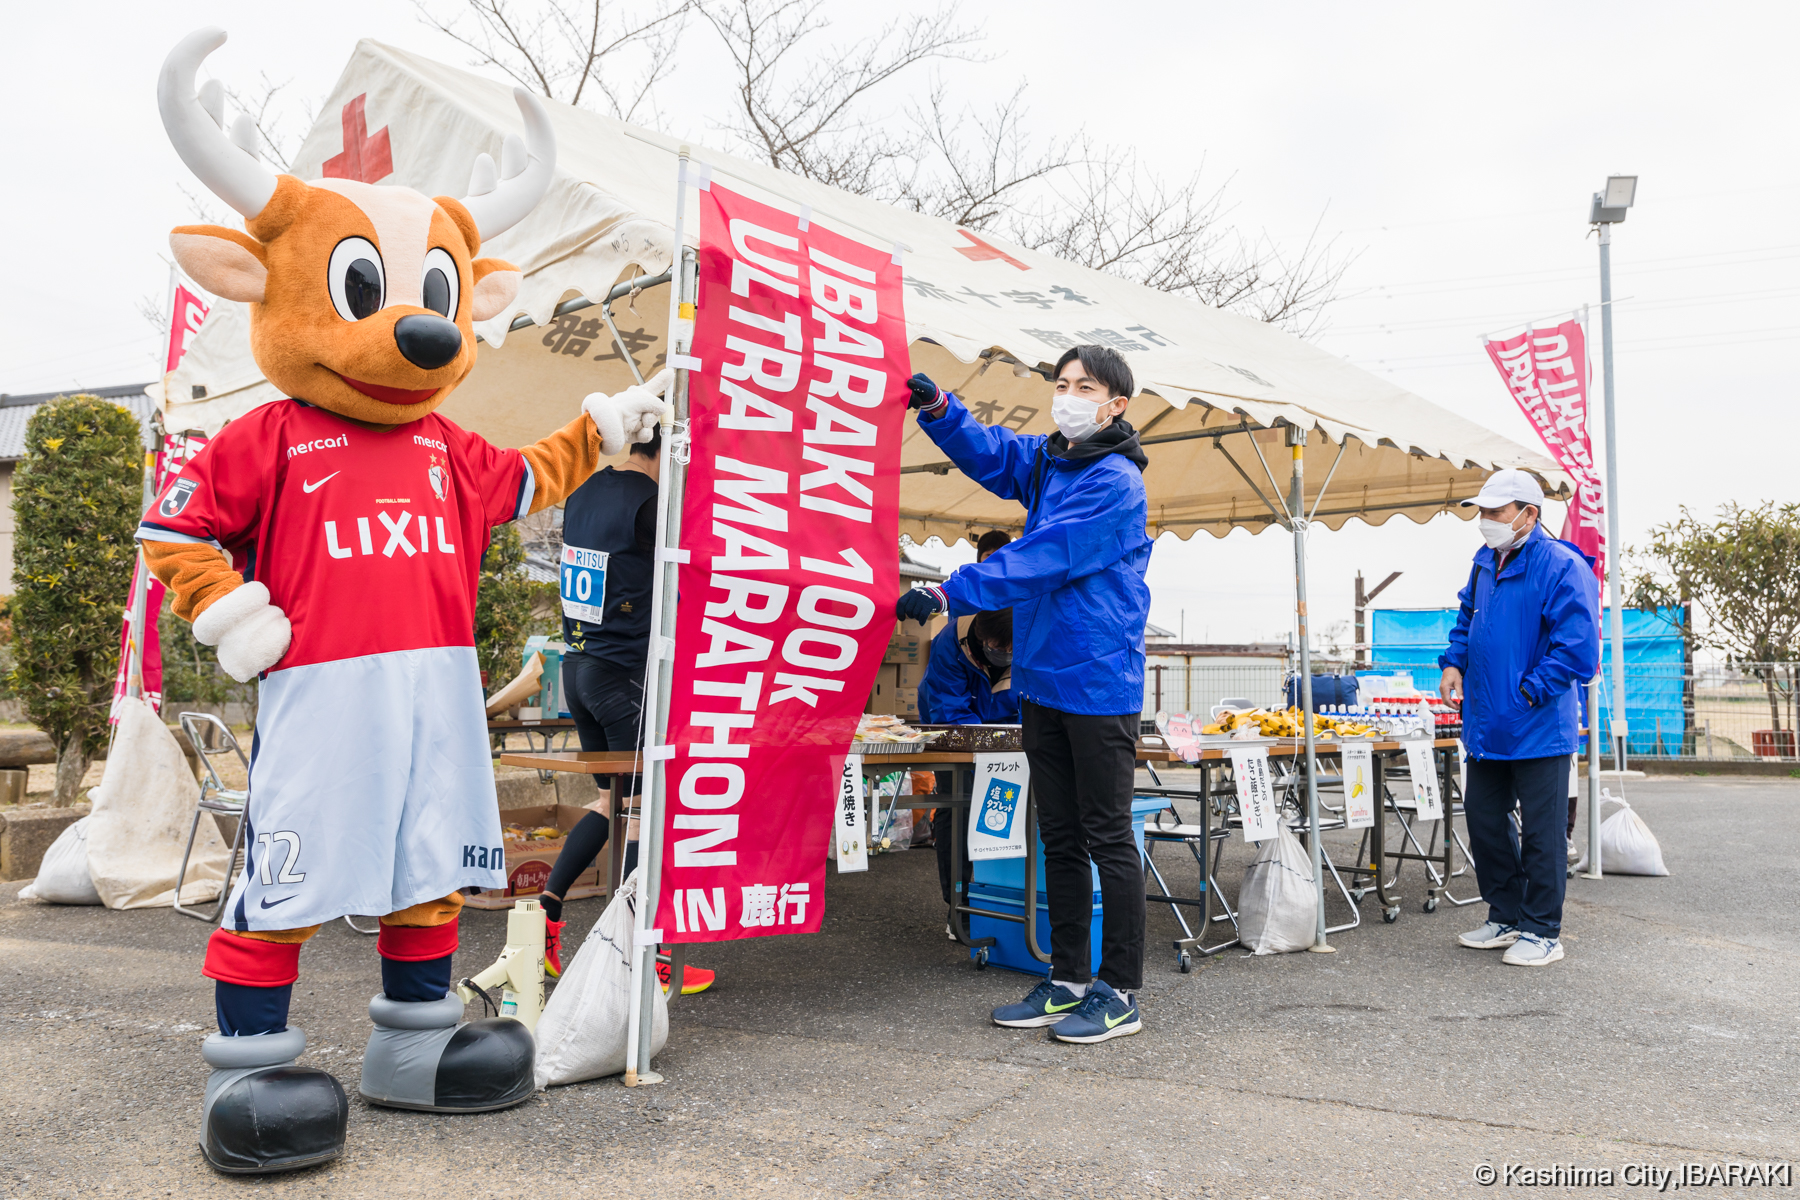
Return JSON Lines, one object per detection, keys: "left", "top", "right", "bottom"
{"left": 259, "top": 895, "right": 299, "bottom": 909}
{"left": 301, "top": 472, "right": 341, "bottom": 493}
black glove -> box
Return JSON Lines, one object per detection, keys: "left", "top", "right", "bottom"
{"left": 896, "top": 583, "right": 947, "bottom": 624}
{"left": 907, "top": 373, "right": 942, "bottom": 411}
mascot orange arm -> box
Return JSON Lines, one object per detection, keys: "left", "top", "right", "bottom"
{"left": 144, "top": 408, "right": 620, "bottom": 621}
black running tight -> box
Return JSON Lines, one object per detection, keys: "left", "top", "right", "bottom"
{"left": 541, "top": 812, "right": 638, "bottom": 922}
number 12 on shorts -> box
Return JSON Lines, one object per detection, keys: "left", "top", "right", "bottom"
{"left": 560, "top": 544, "right": 608, "bottom": 623}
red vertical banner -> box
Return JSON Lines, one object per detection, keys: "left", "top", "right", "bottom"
{"left": 110, "top": 431, "right": 210, "bottom": 719}
{"left": 164, "top": 284, "right": 211, "bottom": 375}
{"left": 1483, "top": 318, "right": 1605, "bottom": 580}
{"left": 112, "top": 284, "right": 212, "bottom": 720}
{"left": 659, "top": 183, "right": 907, "bottom": 942}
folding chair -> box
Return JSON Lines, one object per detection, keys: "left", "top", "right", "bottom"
{"left": 174, "top": 713, "right": 377, "bottom": 935}
{"left": 173, "top": 712, "right": 250, "bottom": 924}
{"left": 1140, "top": 738, "right": 1242, "bottom": 970}
{"left": 1268, "top": 750, "right": 1362, "bottom": 934}
{"left": 1374, "top": 748, "right": 1480, "bottom": 913}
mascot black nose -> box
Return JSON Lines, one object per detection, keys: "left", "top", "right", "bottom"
{"left": 394, "top": 314, "right": 463, "bottom": 370}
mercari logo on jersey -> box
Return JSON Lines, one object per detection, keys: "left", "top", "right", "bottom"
{"left": 287, "top": 434, "right": 349, "bottom": 459}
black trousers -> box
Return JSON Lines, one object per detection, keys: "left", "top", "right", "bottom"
{"left": 1464, "top": 755, "right": 1568, "bottom": 939}
{"left": 551, "top": 654, "right": 645, "bottom": 895}
{"left": 1023, "top": 699, "right": 1144, "bottom": 992}
{"left": 561, "top": 653, "right": 644, "bottom": 795}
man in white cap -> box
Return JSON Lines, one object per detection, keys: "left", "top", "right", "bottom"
{"left": 1438, "top": 469, "right": 1599, "bottom": 966}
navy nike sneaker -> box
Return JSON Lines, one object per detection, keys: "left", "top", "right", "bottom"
{"left": 991, "top": 979, "right": 1085, "bottom": 1028}
{"left": 1049, "top": 980, "right": 1142, "bottom": 1044}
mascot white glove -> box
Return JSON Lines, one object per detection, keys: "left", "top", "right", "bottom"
{"left": 583, "top": 368, "right": 675, "bottom": 457}
{"left": 191, "top": 581, "right": 292, "bottom": 683}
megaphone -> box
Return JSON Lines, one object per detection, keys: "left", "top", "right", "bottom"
{"left": 457, "top": 898, "right": 546, "bottom": 1032}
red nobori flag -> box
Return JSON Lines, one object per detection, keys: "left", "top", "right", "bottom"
{"left": 1482, "top": 318, "right": 1605, "bottom": 580}
{"left": 659, "top": 183, "right": 907, "bottom": 942}
{"left": 165, "top": 284, "right": 210, "bottom": 375}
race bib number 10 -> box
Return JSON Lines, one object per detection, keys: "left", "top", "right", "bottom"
{"left": 559, "top": 545, "right": 608, "bottom": 623}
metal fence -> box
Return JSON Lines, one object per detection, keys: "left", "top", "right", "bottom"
{"left": 1622, "top": 661, "right": 1799, "bottom": 761}
{"left": 1142, "top": 660, "right": 1289, "bottom": 721}
{"left": 1363, "top": 657, "right": 1800, "bottom": 763}
{"left": 1141, "top": 655, "right": 1800, "bottom": 763}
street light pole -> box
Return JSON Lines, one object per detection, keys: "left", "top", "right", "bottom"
{"left": 1590, "top": 177, "right": 1636, "bottom": 772}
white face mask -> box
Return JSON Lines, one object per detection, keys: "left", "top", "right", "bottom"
{"left": 1052, "top": 392, "right": 1111, "bottom": 442}
{"left": 1479, "top": 514, "right": 1526, "bottom": 550}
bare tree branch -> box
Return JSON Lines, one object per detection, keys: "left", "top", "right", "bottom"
{"left": 416, "top": 0, "right": 690, "bottom": 121}
{"left": 420, "top": 0, "right": 1351, "bottom": 331}
{"left": 696, "top": 0, "right": 985, "bottom": 193}
{"left": 224, "top": 73, "right": 313, "bottom": 173}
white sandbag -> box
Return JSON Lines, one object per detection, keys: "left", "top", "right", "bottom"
{"left": 1577, "top": 789, "right": 1670, "bottom": 876}
{"left": 18, "top": 816, "right": 103, "bottom": 904}
{"left": 84, "top": 697, "right": 230, "bottom": 909}
{"left": 1237, "top": 823, "right": 1317, "bottom": 954}
{"left": 533, "top": 868, "right": 668, "bottom": 1089}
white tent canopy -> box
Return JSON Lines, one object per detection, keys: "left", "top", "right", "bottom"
{"left": 160, "top": 39, "right": 1565, "bottom": 540}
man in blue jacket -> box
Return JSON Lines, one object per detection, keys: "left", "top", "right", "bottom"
{"left": 1438, "top": 469, "right": 1599, "bottom": 968}
{"left": 897, "top": 344, "right": 1153, "bottom": 1043}
{"left": 919, "top": 606, "right": 1019, "bottom": 922}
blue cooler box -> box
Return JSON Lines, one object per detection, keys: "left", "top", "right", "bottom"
{"left": 966, "top": 795, "right": 1168, "bottom": 974}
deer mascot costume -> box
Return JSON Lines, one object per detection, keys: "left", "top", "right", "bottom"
{"left": 144, "top": 29, "right": 668, "bottom": 1174}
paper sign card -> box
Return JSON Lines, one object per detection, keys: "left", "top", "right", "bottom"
{"left": 835, "top": 755, "right": 869, "bottom": 873}
{"left": 1404, "top": 739, "right": 1443, "bottom": 822}
{"left": 1229, "top": 745, "right": 1281, "bottom": 842}
{"left": 967, "top": 752, "right": 1030, "bottom": 860}
{"left": 1341, "top": 742, "right": 1375, "bottom": 830}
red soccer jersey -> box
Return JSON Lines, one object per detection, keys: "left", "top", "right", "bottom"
{"left": 139, "top": 400, "right": 528, "bottom": 672}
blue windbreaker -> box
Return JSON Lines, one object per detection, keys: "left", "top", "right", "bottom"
{"left": 919, "top": 395, "right": 1152, "bottom": 716}
{"left": 917, "top": 617, "right": 1021, "bottom": 725}
{"left": 1439, "top": 523, "right": 1600, "bottom": 760}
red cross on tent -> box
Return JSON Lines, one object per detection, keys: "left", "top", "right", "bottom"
{"left": 953, "top": 229, "right": 1030, "bottom": 271}
{"left": 322, "top": 94, "right": 393, "bottom": 184}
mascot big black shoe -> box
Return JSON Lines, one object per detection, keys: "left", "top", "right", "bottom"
{"left": 148, "top": 28, "right": 671, "bottom": 1174}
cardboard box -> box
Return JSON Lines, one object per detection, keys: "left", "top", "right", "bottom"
{"left": 894, "top": 686, "right": 920, "bottom": 717}
{"left": 464, "top": 804, "right": 611, "bottom": 910}
{"left": 884, "top": 629, "right": 925, "bottom": 665}
{"left": 866, "top": 664, "right": 903, "bottom": 715}
{"left": 894, "top": 661, "right": 925, "bottom": 690}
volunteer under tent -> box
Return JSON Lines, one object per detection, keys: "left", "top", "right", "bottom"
{"left": 153, "top": 39, "right": 1570, "bottom": 1074}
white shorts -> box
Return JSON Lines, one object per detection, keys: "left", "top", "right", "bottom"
{"left": 222, "top": 646, "right": 505, "bottom": 932}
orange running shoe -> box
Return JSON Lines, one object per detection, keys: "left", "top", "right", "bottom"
{"left": 544, "top": 919, "right": 567, "bottom": 979}
{"left": 656, "top": 962, "right": 716, "bottom": 995}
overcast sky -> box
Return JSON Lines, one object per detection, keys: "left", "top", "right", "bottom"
{"left": 4, "top": 1, "right": 1794, "bottom": 649}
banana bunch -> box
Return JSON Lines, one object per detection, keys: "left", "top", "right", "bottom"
{"left": 1202, "top": 706, "right": 1378, "bottom": 740}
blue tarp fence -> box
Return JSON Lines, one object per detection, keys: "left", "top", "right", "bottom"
{"left": 1368, "top": 606, "right": 1687, "bottom": 756}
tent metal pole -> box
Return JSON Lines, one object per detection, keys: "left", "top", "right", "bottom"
{"left": 1597, "top": 224, "right": 1628, "bottom": 771}
{"left": 502, "top": 271, "right": 674, "bottom": 335}
{"left": 1286, "top": 428, "right": 1332, "bottom": 952}
{"left": 1582, "top": 676, "right": 1603, "bottom": 878}
{"left": 625, "top": 150, "right": 697, "bottom": 1088}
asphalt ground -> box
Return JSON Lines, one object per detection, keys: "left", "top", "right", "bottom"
{"left": 4, "top": 774, "right": 1796, "bottom": 1199}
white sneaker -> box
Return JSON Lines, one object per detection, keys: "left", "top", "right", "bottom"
{"left": 1458, "top": 920, "right": 1521, "bottom": 949}
{"left": 1567, "top": 837, "right": 1580, "bottom": 864}
{"left": 945, "top": 921, "right": 957, "bottom": 942}
{"left": 1502, "top": 932, "right": 1564, "bottom": 966}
